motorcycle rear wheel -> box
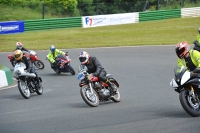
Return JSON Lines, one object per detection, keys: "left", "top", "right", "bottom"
{"left": 179, "top": 89, "right": 200, "bottom": 117}
{"left": 18, "top": 80, "right": 30, "bottom": 99}
{"left": 34, "top": 60, "right": 45, "bottom": 69}
{"left": 80, "top": 85, "right": 99, "bottom": 107}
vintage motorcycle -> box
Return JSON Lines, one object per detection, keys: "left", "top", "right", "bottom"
{"left": 13, "top": 62, "right": 43, "bottom": 99}
{"left": 77, "top": 65, "right": 121, "bottom": 107}
{"left": 47, "top": 53, "right": 75, "bottom": 75}
{"left": 8, "top": 50, "right": 45, "bottom": 69}
{"left": 170, "top": 66, "right": 200, "bottom": 117}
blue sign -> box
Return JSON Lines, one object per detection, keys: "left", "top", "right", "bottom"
{"left": 0, "top": 21, "right": 24, "bottom": 34}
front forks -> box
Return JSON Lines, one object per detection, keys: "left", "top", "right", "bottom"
{"left": 189, "top": 85, "right": 199, "bottom": 102}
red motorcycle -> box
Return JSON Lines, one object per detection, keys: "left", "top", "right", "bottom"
{"left": 8, "top": 50, "right": 45, "bottom": 69}
{"left": 77, "top": 65, "right": 121, "bottom": 107}
{"left": 47, "top": 54, "right": 75, "bottom": 75}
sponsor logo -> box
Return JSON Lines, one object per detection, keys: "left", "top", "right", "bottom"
{"left": 85, "top": 17, "right": 92, "bottom": 26}
{"left": 110, "top": 15, "right": 133, "bottom": 22}
{"left": 85, "top": 17, "right": 106, "bottom": 26}
{"left": 0, "top": 25, "right": 19, "bottom": 32}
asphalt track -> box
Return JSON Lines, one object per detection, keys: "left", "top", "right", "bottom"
{"left": 0, "top": 46, "right": 200, "bottom": 133}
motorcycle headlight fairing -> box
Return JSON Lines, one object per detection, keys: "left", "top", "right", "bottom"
{"left": 170, "top": 78, "right": 178, "bottom": 88}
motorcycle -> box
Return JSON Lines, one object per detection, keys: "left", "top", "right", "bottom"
{"left": 13, "top": 62, "right": 43, "bottom": 99}
{"left": 77, "top": 65, "right": 121, "bottom": 107}
{"left": 47, "top": 53, "right": 75, "bottom": 75}
{"left": 193, "top": 40, "right": 200, "bottom": 52}
{"left": 8, "top": 50, "right": 45, "bottom": 69}
{"left": 170, "top": 66, "right": 200, "bottom": 117}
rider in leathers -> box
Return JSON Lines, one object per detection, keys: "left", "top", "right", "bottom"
{"left": 47, "top": 45, "right": 66, "bottom": 69}
{"left": 79, "top": 51, "right": 117, "bottom": 92}
{"left": 176, "top": 41, "right": 200, "bottom": 72}
{"left": 193, "top": 28, "right": 200, "bottom": 51}
{"left": 15, "top": 42, "right": 29, "bottom": 52}
{"left": 14, "top": 50, "right": 40, "bottom": 87}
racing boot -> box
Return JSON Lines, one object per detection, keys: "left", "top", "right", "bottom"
{"left": 106, "top": 79, "right": 117, "bottom": 93}
{"left": 34, "top": 73, "right": 40, "bottom": 89}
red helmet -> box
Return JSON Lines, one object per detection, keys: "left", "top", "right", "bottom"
{"left": 175, "top": 41, "right": 190, "bottom": 59}
{"left": 16, "top": 42, "right": 23, "bottom": 49}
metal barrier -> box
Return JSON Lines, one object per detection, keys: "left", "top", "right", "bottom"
{"left": 139, "top": 9, "right": 181, "bottom": 22}
{"left": 24, "top": 17, "right": 82, "bottom": 31}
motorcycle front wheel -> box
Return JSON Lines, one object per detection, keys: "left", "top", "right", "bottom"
{"left": 179, "top": 89, "right": 200, "bottom": 117}
{"left": 110, "top": 81, "right": 121, "bottom": 102}
{"left": 11, "top": 61, "right": 16, "bottom": 67}
{"left": 68, "top": 65, "right": 75, "bottom": 75}
{"left": 36, "top": 80, "right": 43, "bottom": 95}
{"left": 80, "top": 85, "right": 99, "bottom": 107}
{"left": 34, "top": 60, "right": 45, "bottom": 69}
{"left": 18, "top": 80, "right": 30, "bottom": 99}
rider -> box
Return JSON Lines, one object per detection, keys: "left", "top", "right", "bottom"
{"left": 15, "top": 42, "right": 30, "bottom": 53}
{"left": 193, "top": 28, "right": 200, "bottom": 51}
{"left": 78, "top": 51, "right": 117, "bottom": 92}
{"left": 47, "top": 45, "right": 66, "bottom": 69}
{"left": 13, "top": 50, "right": 40, "bottom": 86}
{"left": 175, "top": 41, "right": 200, "bottom": 72}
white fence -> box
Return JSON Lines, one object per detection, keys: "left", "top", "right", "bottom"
{"left": 181, "top": 7, "right": 200, "bottom": 18}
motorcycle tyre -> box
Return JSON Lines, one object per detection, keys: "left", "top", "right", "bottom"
{"left": 68, "top": 65, "right": 75, "bottom": 75}
{"left": 36, "top": 81, "right": 43, "bottom": 95}
{"left": 179, "top": 90, "right": 200, "bottom": 117}
{"left": 11, "top": 61, "right": 16, "bottom": 67}
{"left": 110, "top": 81, "right": 121, "bottom": 102}
{"left": 34, "top": 60, "right": 45, "bottom": 69}
{"left": 18, "top": 81, "right": 31, "bottom": 99}
{"left": 53, "top": 68, "right": 61, "bottom": 74}
{"left": 80, "top": 85, "right": 99, "bottom": 107}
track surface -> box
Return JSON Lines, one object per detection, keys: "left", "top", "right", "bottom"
{"left": 0, "top": 46, "right": 200, "bottom": 133}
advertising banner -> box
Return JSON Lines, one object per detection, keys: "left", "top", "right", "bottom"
{"left": 82, "top": 13, "right": 136, "bottom": 28}
{"left": 0, "top": 21, "right": 24, "bottom": 34}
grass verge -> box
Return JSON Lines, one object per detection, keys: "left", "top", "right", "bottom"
{"left": 0, "top": 17, "right": 199, "bottom": 52}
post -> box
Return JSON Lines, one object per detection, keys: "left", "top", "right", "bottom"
{"left": 42, "top": 3, "right": 45, "bottom": 19}
{"left": 96, "top": 3, "right": 98, "bottom": 15}
{"left": 157, "top": 0, "right": 159, "bottom": 10}
{"left": 181, "top": 0, "right": 184, "bottom": 8}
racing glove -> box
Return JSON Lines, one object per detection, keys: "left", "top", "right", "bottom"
{"left": 193, "top": 68, "right": 200, "bottom": 73}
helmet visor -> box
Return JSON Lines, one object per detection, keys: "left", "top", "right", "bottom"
{"left": 176, "top": 47, "right": 185, "bottom": 58}
{"left": 51, "top": 48, "right": 55, "bottom": 53}
{"left": 14, "top": 54, "right": 21, "bottom": 59}
{"left": 79, "top": 57, "right": 86, "bottom": 62}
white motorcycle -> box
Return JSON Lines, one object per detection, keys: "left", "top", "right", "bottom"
{"left": 13, "top": 62, "right": 43, "bottom": 99}
{"left": 170, "top": 66, "right": 200, "bottom": 117}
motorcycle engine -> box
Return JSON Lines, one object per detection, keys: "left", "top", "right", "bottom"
{"left": 99, "top": 89, "right": 110, "bottom": 98}
{"left": 94, "top": 82, "right": 102, "bottom": 89}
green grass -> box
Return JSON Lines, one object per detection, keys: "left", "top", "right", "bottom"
{"left": 0, "top": 17, "right": 199, "bottom": 52}
{"left": 0, "top": 65, "right": 5, "bottom": 69}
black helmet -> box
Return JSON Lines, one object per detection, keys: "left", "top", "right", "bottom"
{"left": 50, "top": 45, "right": 56, "bottom": 53}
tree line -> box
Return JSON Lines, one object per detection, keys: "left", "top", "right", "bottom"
{"left": 1, "top": 0, "right": 200, "bottom": 17}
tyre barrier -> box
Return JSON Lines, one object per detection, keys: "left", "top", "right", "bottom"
{"left": 0, "top": 65, "right": 13, "bottom": 88}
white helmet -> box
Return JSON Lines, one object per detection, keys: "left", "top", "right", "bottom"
{"left": 79, "top": 51, "right": 90, "bottom": 64}
{"left": 16, "top": 42, "right": 23, "bottom": 49}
